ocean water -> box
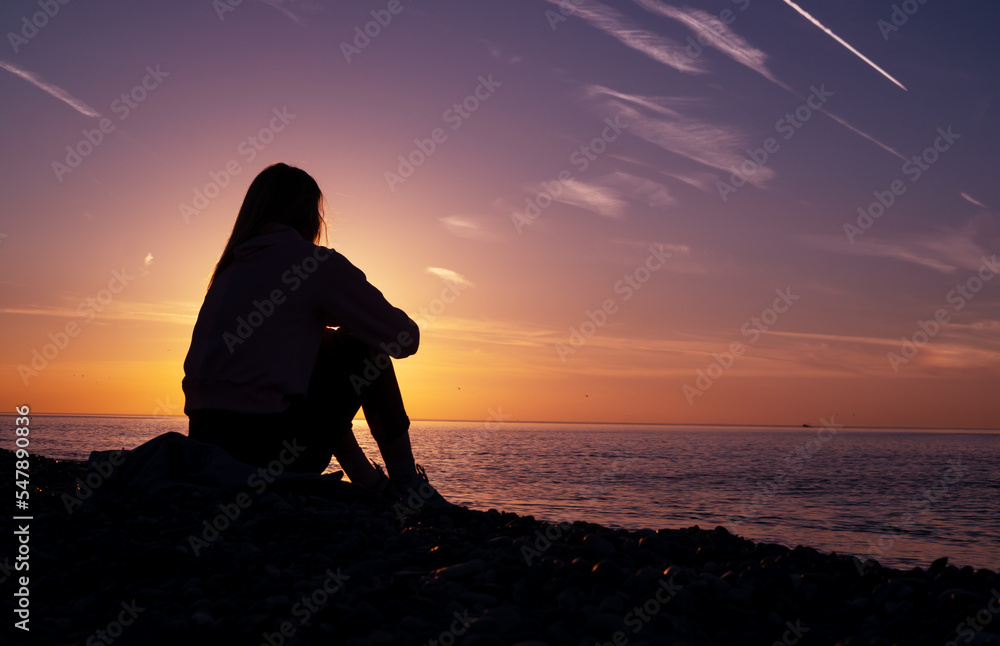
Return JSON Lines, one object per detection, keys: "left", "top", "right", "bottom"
{"left": 3, "top": 415, "right": 998, "bottom": 571}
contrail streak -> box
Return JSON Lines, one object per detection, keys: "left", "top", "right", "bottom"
{"left": 818, "top": 107, "right": 907, "bottom": 161}
{"left": 960, "top": 192, "right": 989, "bottom": 209}
{"left": 780, "top": 0, "right": 908, "bottom": 91}
{"left": 258, "top": 0, "right": 301, "bottom": 25}
{"left": 0, "top": 60, "right": 101, "bottom": 117}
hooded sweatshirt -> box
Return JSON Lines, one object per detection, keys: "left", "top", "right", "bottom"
{"left": 182, "top": 223, "right": 418, "bottom": 414}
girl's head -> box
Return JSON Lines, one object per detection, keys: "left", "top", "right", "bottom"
{"left": 211, "top": 163, "right": 326, "bottom": 285}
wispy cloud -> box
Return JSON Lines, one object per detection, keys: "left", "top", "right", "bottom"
{"left": 0, "top": 60, "right": 101, "bottom": 118}
{"left": 961, "top": 192, "right": 990, "bottom": 209}
{"left": 545, "top": 0, "right": 706, "bottom": 74}
{"left": 254, "top": 0, "right": 325, "bottom": 24}
{"left": 600, "top": 172, "right": 675, "bottom": 208}
{"left": 480, "top": 39, "right": 523, "bottom": 65}
{"left": 584, "top": 85, "right": 703, "bottom": 120}
{"left": 611, "top": 238, "right": 712, "bottom": 274}
{"left": 258, "top": 0, "right": 300, "bottom": 23}
{"left": 762, "top": 329, "right": 899, "bottom": 347}
{"left": 416, "top": 316, "right": 872, "bottom": 378}
{"left": 612, "top": 238, "right": 690, "bottom": 254}
{"left": 0, "top": 301, "right": 198, "bottom": 325}
{"left": 780, "top": 0, "right": 907, "bottom": 91}
{"left": 586, "top": 85, "right": 775, "bottom": 186}
{"left": 634, "top": 0, "right": 792, "bottom": 91}
{"left": 546, "top": 178, "right": 629, "bottom": 218}
{"left": 413, "top": 313, "right": 1000, "bottom": 379}
{"left": 658, "top": 168, "right": 717, "bottom": 192}
{"left": 440, "top": 215, "right": 502, "bottom": 241}
{"left": 416, "top": 316, "right": 555, "bottom": 346}
{"left": 756, "top": 328, "right": 1000, "bottom": 375}
{"left": 426, "top": 267, "right": 473, "bottom": 287}
{"left": 611, "top": 154, "right": 717, "bottom": 193}
{"left": 798, "top": 225, "right": 991, "bottom": 274}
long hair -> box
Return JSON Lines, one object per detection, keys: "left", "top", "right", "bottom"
{"left": 210, "top": 163, "right": 325, "bottom": 286}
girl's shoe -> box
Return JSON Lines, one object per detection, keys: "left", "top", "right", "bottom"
{"left": 364, "top": 460, "right": 402, "bottom": 502}
{"left": 393, "top": 464, "right": 451, "bottom": 509}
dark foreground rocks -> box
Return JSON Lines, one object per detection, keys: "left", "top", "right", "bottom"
{"left": 2, "top": 449, "right": 998, "bottom": 646}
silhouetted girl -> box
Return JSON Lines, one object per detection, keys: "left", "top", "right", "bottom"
{"left": 182, "top": 163, "right": 444, "bottom": 504}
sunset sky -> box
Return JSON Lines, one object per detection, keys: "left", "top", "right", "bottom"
{"left": 1, "top": 0, "right": 998, "bottom": 428}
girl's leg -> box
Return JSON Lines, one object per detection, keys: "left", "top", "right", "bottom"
{"left": 306, "top": 328, "right": 414, "bottom": 486}
{"left": 348, "top": 344, "right": 447, "bottom": 502}
{"left": 329, "top": 431, "right": 382, "bottom": 488}
{"left": 352, "top": 351, "right": 420, "bottom": 485}
{"left": 308, "top": 327, "right": 446, "bottom": 503}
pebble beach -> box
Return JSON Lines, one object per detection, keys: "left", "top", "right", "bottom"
{"left": 3, "top": 448, "right": 999, "bottom": 646}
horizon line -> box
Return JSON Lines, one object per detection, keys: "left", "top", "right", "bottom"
{"left": 1, "top": 412, "right": 997, "bottom": 432}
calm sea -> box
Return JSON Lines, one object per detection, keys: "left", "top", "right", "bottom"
{"left": 3, "top": 415, "right": 997, "bottom": 571}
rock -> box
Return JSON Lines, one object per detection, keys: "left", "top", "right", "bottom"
{"left": 637, "top": 535, "right": 671, "bottom": 557}
{"left": 430, "top": 559, "right": 486, "bottom": 581}
{"left": 725, "top": 586, "right": 754, "bottom": 606}
{"left": 930, "top": 556, "right": 949, "bottom": 574}
{"left": 265, "top": 595, "right": 292, "bottom": 613}
{"left": 460, "top": 635, "right": 506, "bottom": 646}
{"left": 398, "top": 615, "right": 434, "bottom": 633}
{"left": 597, "top": 593, "right": 625, "bottom": 614}
{"left": 544, "top": 621, "right": 576, "bottom": 643}
{"left": 210, "top": 599, "right": 241, "bottom": 617}
{"left": 365, "top": 629, "right": 395, "bottom": 645}
{"left": 591, "top": 559, "right": 623, "bottom": 584}
{"left": 190, "top": 611, "right": 214, "bottom": 626}
{"left": 583, "top": 534, "right": 616, "bottom": 559}
{"left": 462, "top": 591, "right": 499, "bottom": 607}
{"left": 585, "top": 612, "right": 624, "bottom": 636}
{"left": 466, "top": 616, "right": 508, "bottom": 636}
{"left": 345, "top": 557, "right": 388, "bottom": 576}
{"left": 355, "top": 601, "right": 384, "bottom": 626}
{"left": 555, "top": 587, "right": 579, "bottom": 612}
